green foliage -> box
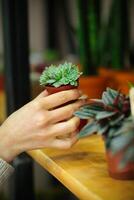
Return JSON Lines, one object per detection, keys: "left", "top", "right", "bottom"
{"left": 77, "top": 0, "right": 130, "bottom": 72}
{"left": 43, "top": 49, "right": 60, "bottom": 63}
{"left": 100, "top": 0, "right": 129, "bottom": 69}
{"left": 39, "top": 62, "right": 82, "bottom": 87}
{"left": 77, "top": 0, "right": 100, "bottom": 75}
{"left": 77, "top": 0, "right": 90, "bottom": 75}
{"left": 75, "top": 87, "right": 134, "bottom": 168}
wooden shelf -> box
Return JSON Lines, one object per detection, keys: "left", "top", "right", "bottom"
{"left": 28, "top": 135, "right": 134, "bottom": 200}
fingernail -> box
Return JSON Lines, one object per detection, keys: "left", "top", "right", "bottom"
{"left": 79, "top": 94, "right": 88, "bottom": 100}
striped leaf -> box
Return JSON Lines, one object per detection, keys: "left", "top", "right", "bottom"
{"left": 96, "top": 111, "right": 116, "bottom": 120}
{"left": 75, "top": 110, "right": 93, "bottom": 119}
{"left": 78, "top": 121, "right": 97, "bottom": 138}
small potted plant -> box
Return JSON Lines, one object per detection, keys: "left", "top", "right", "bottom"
{"left": 75, "top": 87, "right": 134, "bottom": 180}
{"left": 39, "top": 62, "right": 82, "bottom": 94}
{"left": 39, "top": 62, "right": 87, "bottom": 130}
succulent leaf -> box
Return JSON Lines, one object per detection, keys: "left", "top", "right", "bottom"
{"left": 39, "top": 62, "right": 82, "bottom": 87}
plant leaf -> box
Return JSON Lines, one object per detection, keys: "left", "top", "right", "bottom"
{"left": 96, "top": 111, "right": 116, "bottom": 120}
{"left": 106, "top": 87, "right": 118, "bottom": 99}
{"left": 74, "top": 110, "right": 93, "bottom": 119}
{"left": 78, "top": 121, "right": 97, "bottom": 138}
{"left": 97, "top": 124, "right": 109, "bottom": 135}
{"left": 109, "top": 114, "right": 125, "bottom": 126}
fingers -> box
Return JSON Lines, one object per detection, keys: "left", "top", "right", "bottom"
{"left": 39, "top": 89, "right": 82, "bottom": 110}
{"left": 50, "top": 135, "right": 78, "bottom": 149}
{"left": 49, "top": 99, "right": 87, "bottom": 123}
{"left": 44, "top": 116, "right": 80, "bottom": 138}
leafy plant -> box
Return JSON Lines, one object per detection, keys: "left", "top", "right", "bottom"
{"left": 39, "top": 62, "right": 82, "bottom": 87}
{"left": 75, "top": 87, "right": 134, "bottom": 168}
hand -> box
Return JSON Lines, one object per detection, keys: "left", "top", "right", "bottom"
{"left": 0, "top": 89, "right": 86, "bottom": 162}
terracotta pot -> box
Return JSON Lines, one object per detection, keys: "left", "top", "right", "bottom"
{"left": 106, "top": 150, "right": 134, "bottom": 180}
{"left": 45, "top": 85, "right": 77, "bottom": 94}
{"left": 45, "top": 84, "right": 87, "bottom": 132}
{"left": 114, "top": 71, "right": 134, "bottom": 95}
{"left": 79, "top": 76, "right": 107, "bottom": 99}
{"left": 98, "top": 67, "right": 118, "bottom": 89}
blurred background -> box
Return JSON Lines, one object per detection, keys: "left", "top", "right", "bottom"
{"left": 0, "top": 0, "right": 134, "bottom": 199}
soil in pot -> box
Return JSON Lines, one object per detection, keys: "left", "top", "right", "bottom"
{"left": 106, "top": 150, "right": 134, "bottom": 180}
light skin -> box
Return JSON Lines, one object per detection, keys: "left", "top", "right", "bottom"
{"left": 0, "top": 89, "right": 87, "bottom": 163}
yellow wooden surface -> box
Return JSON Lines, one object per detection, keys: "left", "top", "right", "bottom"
{"left": 0, "top": 91, "right": 6, "bottom": 122}
{"left": 28, "top": 135, "right": 134, "bottom": 200}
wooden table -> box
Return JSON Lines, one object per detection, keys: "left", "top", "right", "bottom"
{"left": 0, "top": 91, "right": 6, "bottom": 123}
{"left": 28, "top": 135, "right": 134, "bottom": 200}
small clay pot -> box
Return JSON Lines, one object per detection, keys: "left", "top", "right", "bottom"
{"left": 106, "top": 150, "right": 134, "bottom": 180}
{"left": 45, "top": 85, "right": 78, "bottom": 95}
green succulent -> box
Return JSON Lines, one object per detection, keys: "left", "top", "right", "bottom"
{"left": 75, "top": 87, "right": 134, "bottom": 168}
{"left": 39, "top": 62, "right": 82, "bottom": 87}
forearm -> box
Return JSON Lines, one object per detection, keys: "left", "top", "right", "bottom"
{"left": 0, "top": 124, "right": 19, "bottom": 163}
{"left": 0, "top": 158, "right": 14, "bottom": 186}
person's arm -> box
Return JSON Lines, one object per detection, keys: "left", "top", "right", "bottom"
{"left": 0, "top": 89, "right": 86, "bottom": 183}
{"left": 0, "top": 158, "right": 14, "bottom": 185}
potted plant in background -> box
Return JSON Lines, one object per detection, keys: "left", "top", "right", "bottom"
{"left": 39, "top": 62, "right": 87, "bottom": 131}
{"left": 77, "top": 0, "right": 107, "bottom": 99}
{"left": 75, "top": 87, "right": 134, "bottom": 180}
{"left": 98, "top": 0, "right": 134, "bottom": 94}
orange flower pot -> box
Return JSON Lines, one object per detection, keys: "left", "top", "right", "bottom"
{"left": 106, "top": 150, "right": 134, "bottom": 180}
{"left": 114, "top": 71, "right": 134, "bottom": 95}
{"left": 98, "top": 67, "right": 117, "bottom": 89}
{"left": 79, "top": 76, "right": 107, "bottom": 99}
